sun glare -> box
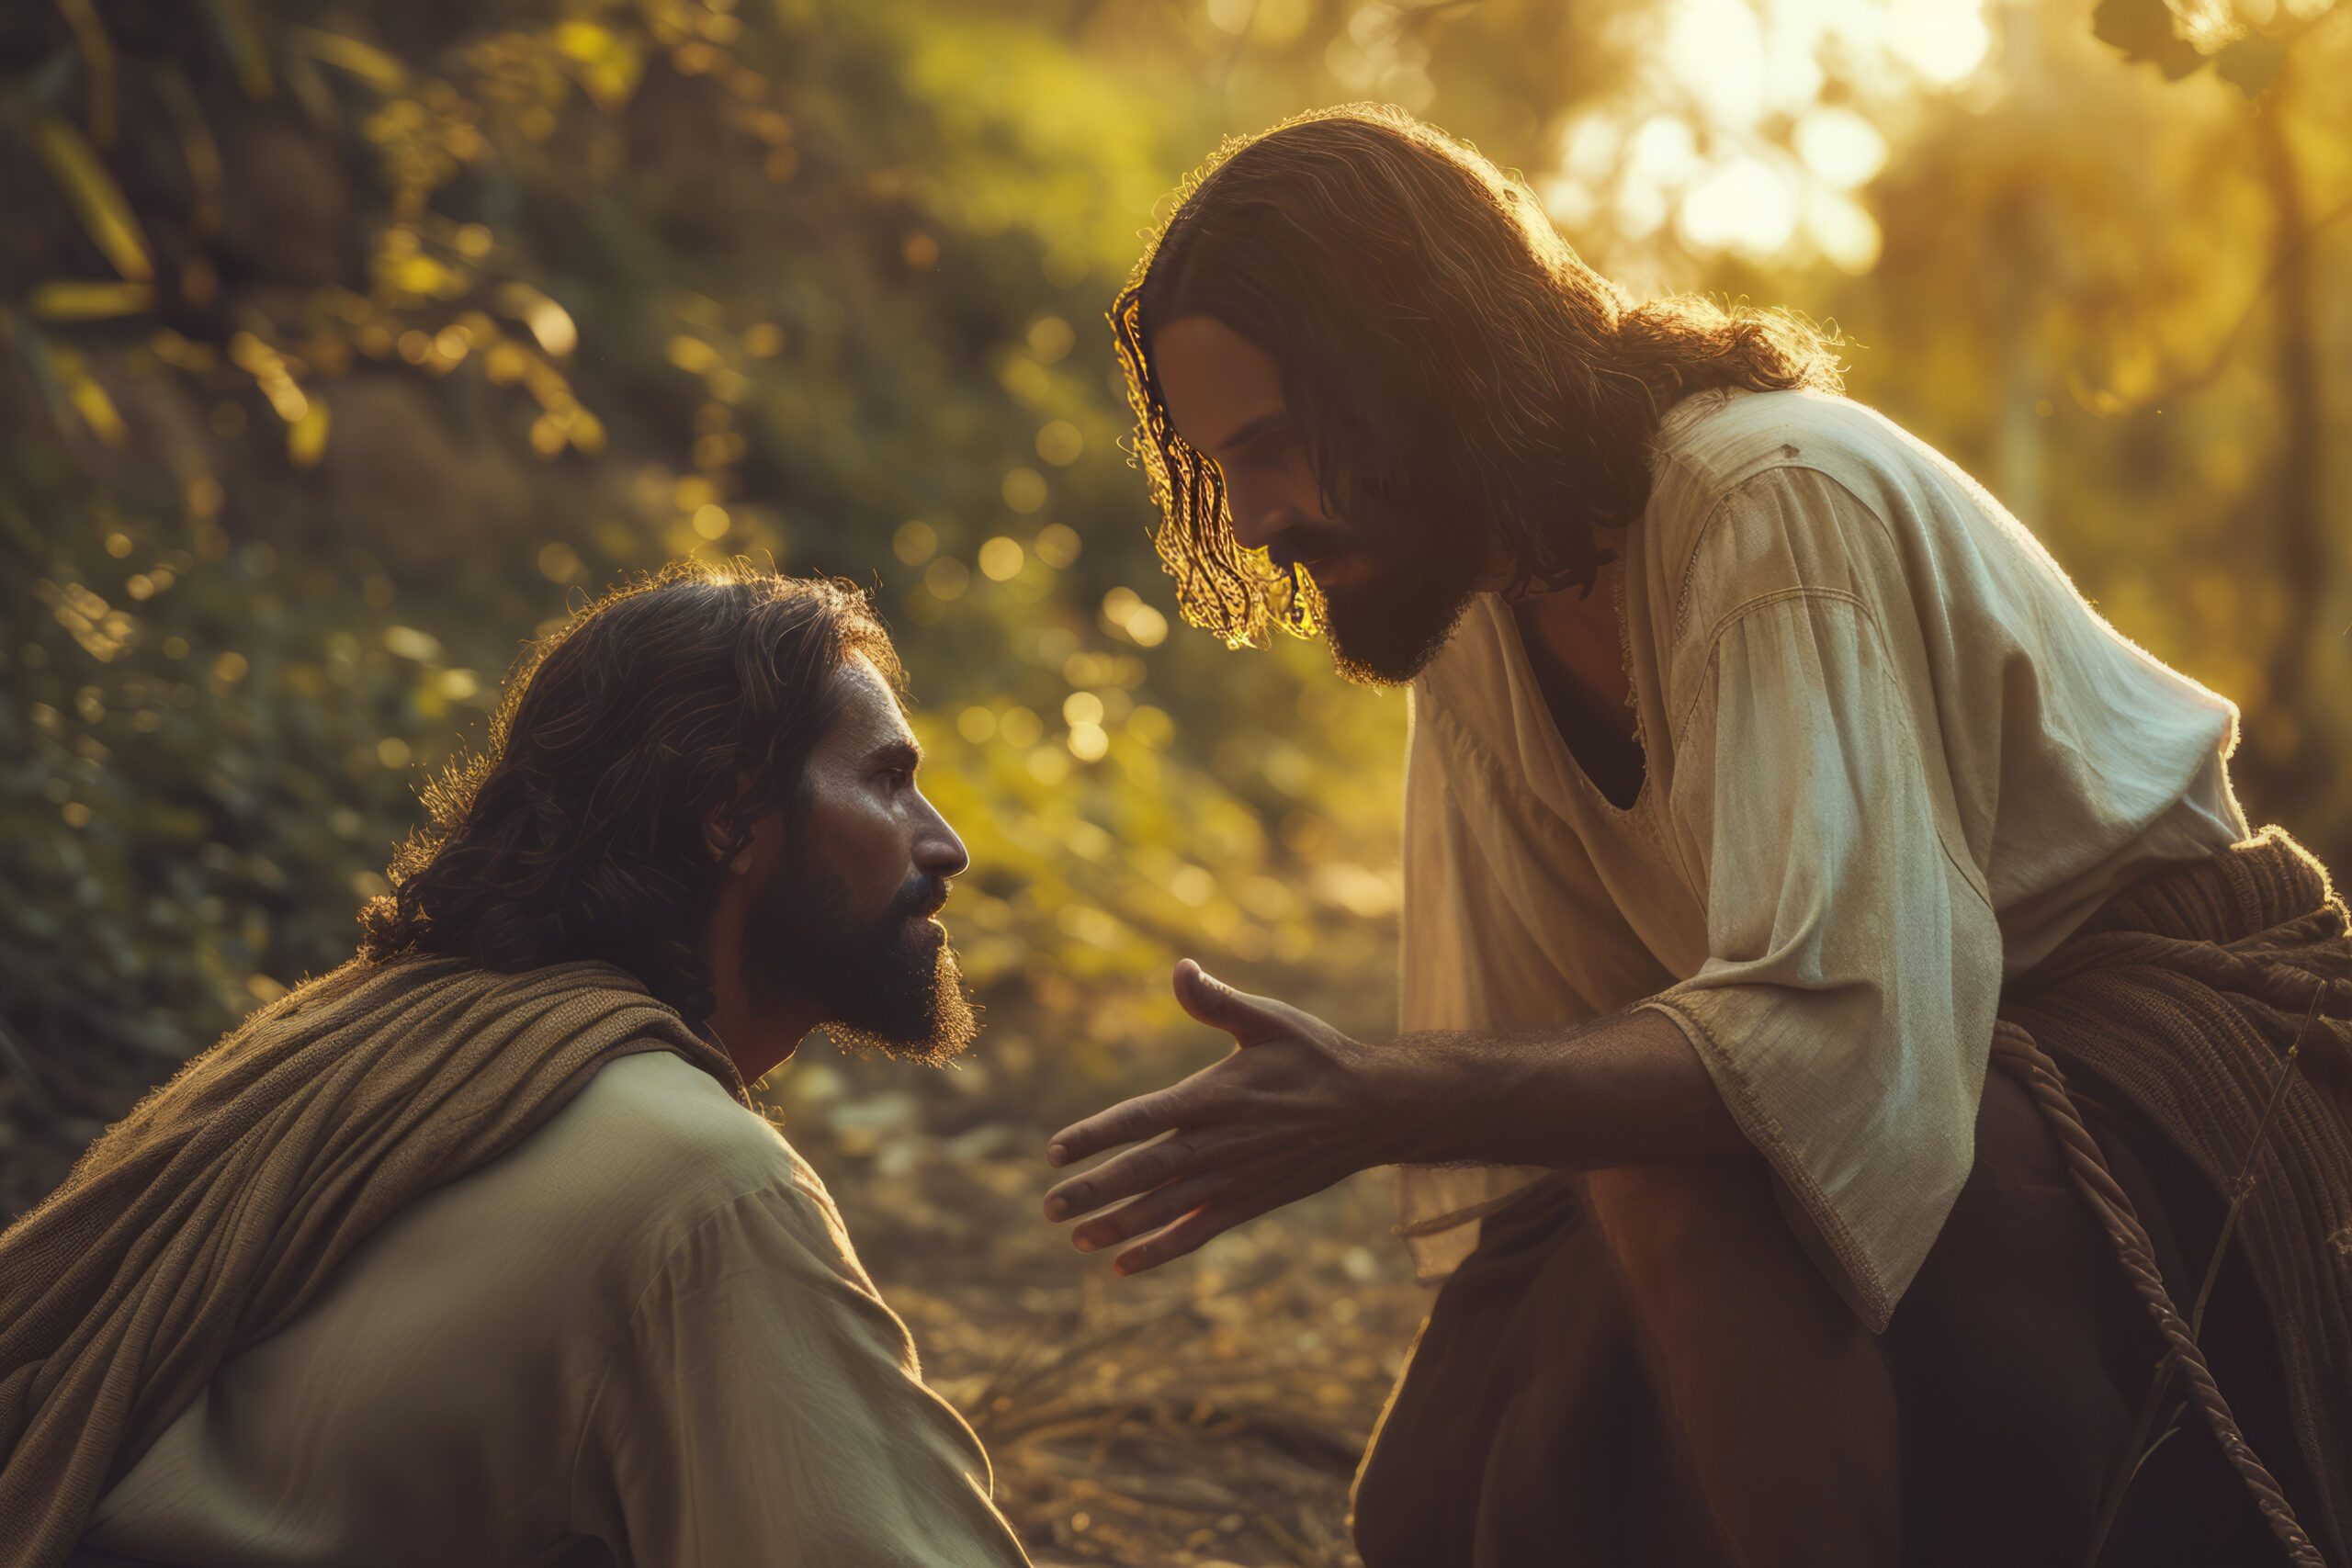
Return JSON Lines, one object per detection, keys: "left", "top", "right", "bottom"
{"left": 1889, "top": 0, "right": 1996, "bottom": 82}
{"left": 1540, "top": 0, "right": 1992, "bottom": 271}
{"left": 1680, "top": 156, "right": 1800, "bottom": 254}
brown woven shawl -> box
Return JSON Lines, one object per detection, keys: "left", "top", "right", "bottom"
{"left": 0, "top": 955, "right": 745, "bottom": 1568}
{"left": 1998, "top": 827, "right": 2352, "bottom": 1562}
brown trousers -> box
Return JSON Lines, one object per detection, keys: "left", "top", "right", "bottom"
{"left": 1351, "top": 1069, "right": 2311, "bottom": 1567}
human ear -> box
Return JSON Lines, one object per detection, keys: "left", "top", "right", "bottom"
{"left": 703, "top": 773, "right": 763, "bottom": 873}
{"left": 702, "top": 804, "right": 763, "bottom": 876}
{"left": 722, "top": 830, "right": 758, "bottom": 877}
{"left": 702, "top": 808, "right": 739, "bottom": 871}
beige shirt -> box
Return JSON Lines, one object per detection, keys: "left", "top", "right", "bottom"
{"left": 85, "top": 1052, "right": 1031, "bottom": 1568}
{"left": 1396, "top": 388, "right": 2245, "bottom": 1328}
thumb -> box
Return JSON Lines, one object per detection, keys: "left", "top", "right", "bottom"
{"left": 1172, "top": 958, "right": 1295, "bottom": 1046}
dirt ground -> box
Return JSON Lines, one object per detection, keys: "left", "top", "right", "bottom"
{"left": 804, "top": 1107, "right": 1435, "bottom": 1568}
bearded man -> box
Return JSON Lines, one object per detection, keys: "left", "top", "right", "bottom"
{"left": 1044, "top": 107, "right": 2352, "bottom": 1567}
{"left": 0, "top": 566, "right": 1031, "bottom": 1568}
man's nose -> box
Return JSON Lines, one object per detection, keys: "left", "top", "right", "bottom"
{"left": 911, "top": 793, "right": 970, "bottom": 881}
{"left": 1227, "top": 490, "right": 1305, "bottom": 554}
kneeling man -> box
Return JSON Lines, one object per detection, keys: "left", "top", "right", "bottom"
{"left": 0, "top": 566, "right": 1031, "bottom": 1568}
{"left": 1049, "top": 107, "right": 2349, "bottom": 1568}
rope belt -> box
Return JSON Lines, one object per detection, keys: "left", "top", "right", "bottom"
{"left": 1991, "top": 1008, "right": 2330, "bottom": 1568}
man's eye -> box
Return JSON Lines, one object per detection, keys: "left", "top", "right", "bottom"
{"left": 1239, "top": 431, "right": 1295, "bottom": 465}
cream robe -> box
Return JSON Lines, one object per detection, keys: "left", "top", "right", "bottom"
{"left": 1396, "top": 388, "right": 2245, "bottom": 1329}
{"left": 82, "top": 1051, "right": 1031, "bottom": 1568}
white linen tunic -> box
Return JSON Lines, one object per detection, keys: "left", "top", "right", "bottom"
{"left": 1396, "top": 387, "right": 2245, "bottom": 1329}
{"left": 83, "top": 1051, "right": 1032, "bottom": 1568}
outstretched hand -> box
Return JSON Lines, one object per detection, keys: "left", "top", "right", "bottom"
{"left": 1041, "top": 959, "right": 1425, "bottom": 1275}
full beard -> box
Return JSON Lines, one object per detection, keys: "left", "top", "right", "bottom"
{"left": 1315, "top": 511, "right": 1486, "bottom": 688}
{"left": 741, "top": 859, "right": 978, "bottom": 1066}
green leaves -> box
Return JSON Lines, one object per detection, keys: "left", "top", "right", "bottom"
{"left": 2092, "top": 0, "right": 2208, "bottom": 80}
{"left": 2213, "top": 34, "right": 2285, "bottom": 96}
{"left": 285, "top": 27, "right": 412, "bottom": 94}
{"left": 31, "top": 116, "right": 153, "bottom": 283}
{"left": 0, "top": 0, "right": 1424, "bottom": 1188}
{"left": 2092, "top": 0, "right": 2308, "bottom": 96}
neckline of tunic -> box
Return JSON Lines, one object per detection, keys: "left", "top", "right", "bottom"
{"left": 1476, "top": 581, "right": 1663, "bottom": 829}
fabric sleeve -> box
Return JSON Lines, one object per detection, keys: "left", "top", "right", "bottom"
{"left": 571, "top": 1180, "right": 1031, "bottom": 1568}
{"left": 1398, "top": 690, "right": 1614, "bottom": 1039}
{"left": 1646, "top": 490, "right": 2005, "bottom": 1329}
{"left": 1393, "top": 693, "right": 1569, "bottom": 1277}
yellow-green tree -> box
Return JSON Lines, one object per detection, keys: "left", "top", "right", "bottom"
{"left": 0, "top": 0, "right": 1412, "bottom": 1206}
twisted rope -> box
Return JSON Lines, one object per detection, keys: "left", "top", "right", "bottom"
{"left": 1988, "top": 1019, "right": 2328, "bottom": 1568}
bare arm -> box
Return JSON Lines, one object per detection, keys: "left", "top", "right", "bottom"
{"left": 1042, "top": 960, "right": 1749, "bottom": 1274}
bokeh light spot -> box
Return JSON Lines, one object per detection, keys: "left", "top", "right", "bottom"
{"left": 978, "top": 536, "right": 1025, "bottom": 580}
{"left": 998, "top": 706, "right": 1044, "bottom": 748}
{"left": 1035, "top": 420, "right": 1083, "bottom": 466}
{"left": 1125, "top": 605, "right": 1169, "bottom": 647}
{"left": 1794, "top": 107, "right": 1889, "bottom": 190}
{"left": 1679, "top": 157, "right": 1796, "bottom": 256}
{"left": 1026, "top": 315, "right": 1075, "bottom": 363}
{"left": 894, "top": 520, "right": 939, "bottom": 565}
{"left": 1002, "top": 468, "right": 1047, "bottom": 513}
{"left": 1891, "top": 0, "right": 1992, "bottom": 84}
{"left": 1128, "top": 705, "right": 1174, "bottom": 749}
{"left": 1170, "top": 865, "right": 1215, "bottom": 906}
{"left": 1804, "top": 188, "right": 1883, "bottom": 274}
{"left": 537, "top": 542, "right": 584, "bottom": 583}
{"left": 923, "top": 556, "right": 971, "bottom": 600}
{"left": 382, "top": 626, "right": 441, "bottom": 660}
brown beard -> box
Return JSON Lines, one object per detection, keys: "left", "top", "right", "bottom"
{"left": 1304, "top": 513, "right": 1486, "bottom": 688}
{"left": 741, "top": 856, "right": 978, "bottom": 1065}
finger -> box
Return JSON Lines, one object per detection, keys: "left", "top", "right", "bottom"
{"left": 1114, "top": 1192, "right": 1274, "bottom": 1276}
{"left": 1171, "top": 958, "right": 1313, "bottom": 1047}
{"left": 1046, "top": 1086, "right": 1183, "bottom": 1170}
{"left": 1069, "top": 1169, "right": 1226, "bottom": 1253}
{"left": 1043, "top": 1128, "right": 1204, "bottom": 1223}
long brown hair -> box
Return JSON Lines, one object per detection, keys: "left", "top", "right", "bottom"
{"left": 1114, "top": 105, "right": 1843, "bottom": 649}
{"left": 360, "top": 562, "right": 900, "bottom": 1025}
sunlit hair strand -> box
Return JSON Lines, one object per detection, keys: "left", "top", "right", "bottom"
{"left": 1113, "top": 104, "right": 1844, "bottom": 649}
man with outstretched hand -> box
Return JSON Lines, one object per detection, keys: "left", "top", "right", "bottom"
{"left": 1, "top": 565, "right": 1031, "bottom": 1568}
{"left": 1046, "top": 106, "right": 2352, "bottom": 1568}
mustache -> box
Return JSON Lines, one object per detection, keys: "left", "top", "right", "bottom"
{"left": 1265, "top": 524, "right": 1363, "bottom": 572}
{"left": 888, "top": 874, "right": 952, "bottom": 924}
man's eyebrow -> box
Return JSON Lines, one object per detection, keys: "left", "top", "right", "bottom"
{"left": 870, "top": 738, "right": 922, "bottom": 772}
{"left": 1210, "top": 409, "right": 1291, "bottom": 457}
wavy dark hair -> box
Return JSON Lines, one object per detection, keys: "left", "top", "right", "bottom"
{"left": 359, "top": 562, "right": 901, "bottom": 1026}
{"left": 1113, "top": 104, "right": 1844, "bottom": 648}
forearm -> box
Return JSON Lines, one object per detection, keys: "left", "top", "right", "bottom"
{"left": 1042, "top": 964, "right": 1756, "bottom": 1275}
{"left": 1383, "top": 1005, "right": 1752, "bottom": 1169}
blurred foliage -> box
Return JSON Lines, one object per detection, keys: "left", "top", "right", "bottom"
{"left": 0, "top": 0, "right": 1419, "bottom": 1205}
{"left": 1824, "top": 0, "right": 2352, "bottom": 846}
{"left": 6, "top": 0, "right": 2340, "bottom": 1129}
{"left": 2091, "top": 0, "right": 2332, "bottom": 94}
{"left": 3, "top": 0, "right": 2347, "bottom": 1561}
